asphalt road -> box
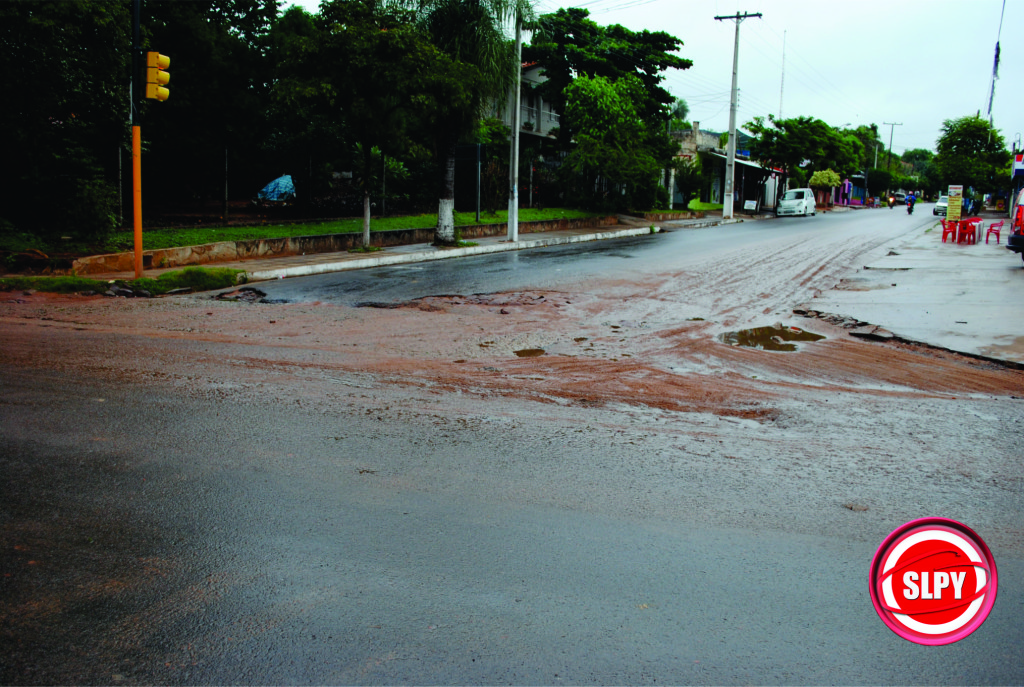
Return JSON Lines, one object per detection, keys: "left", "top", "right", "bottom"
{"left": 2, "top": 205, "right": 1021, "bottom": 685}
{"left": 252, "top": 208, "right": 936, "bottom": 306}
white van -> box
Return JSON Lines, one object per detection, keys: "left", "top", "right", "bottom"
{"left": 777, "top": 188, "right": 816, "bottom": 217}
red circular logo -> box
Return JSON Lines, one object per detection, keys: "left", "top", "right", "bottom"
{"left": 869, "top": 518, "right": 997, "bottom": 645}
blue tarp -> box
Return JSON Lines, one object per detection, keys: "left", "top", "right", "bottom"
{"left": 257, "top": 174, "right": 296, "bottom": 202}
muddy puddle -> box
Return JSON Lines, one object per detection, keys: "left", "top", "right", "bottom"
{"left": 721, "top": 325, "right": 825, "bottom": 352}
{"left": 514, "top": 348, "right": 545, "bottom": 357}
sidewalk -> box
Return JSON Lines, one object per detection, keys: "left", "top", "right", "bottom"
{"left": 809, "top": 219, "right": 1024, "bottom": 365}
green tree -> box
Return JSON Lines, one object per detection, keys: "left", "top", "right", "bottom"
{"left": 901, "top": 148, "right": 934, "bottom": 174}
{"left": 0, "top": 0, "right": 130, "bottom": 242}
{"left": 276, "top": 0, "right": 472, "bottom": 246}
{"left": 745, "top": 116, "right": 862, "bottom": 193}
{"left": 844, "top": 124, "right": 884, "bottom": 171}
{"left": 866, "top": 168, "right": 893, "bottom": 197}
{"left": 143, "top": 0, "right": 280, "bottom": 214}
{"left": 268, "top": 4, "right": 346, "bottom": 212}
{"left": 561, "top": 74, "right": 669, "bottom": 211}
{"left": 670, "top": 98, "right": 689, "bottom": 126}
{"left": 524, "top": 7, "right": 691, "bottom": 149}
{"left": 672, "top": 156, "right": 703, "bottom": 208}
{"left": 414, "top": 0, "right": 532, "bottom": 245}
{"left": 809, "top": 168, "right": 841, "bottom": 206}
{"left": 934, "top": 115, "right": 1010, "bottom": 195}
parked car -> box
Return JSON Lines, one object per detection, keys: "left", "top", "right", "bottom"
{"left": 1009, "top": 187, "right": 1024, "bottom": 264}
{"left": 777, "top": 188, "right": 816, "bottom": 217}
{"left": 933, "top": 195, "right": 948, "bottom": 216}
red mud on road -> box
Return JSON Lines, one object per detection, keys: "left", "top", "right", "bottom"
{"left": 2, "top": 284, "right": 1021, "bottom": 417}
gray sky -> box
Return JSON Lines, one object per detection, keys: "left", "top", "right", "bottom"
{"left": 288, "top": 0, "right": 1022, "bottom": 157}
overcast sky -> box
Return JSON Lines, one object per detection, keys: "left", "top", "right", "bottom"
{"left": 287, "top": 0, "right": 1022, "bottom": 158}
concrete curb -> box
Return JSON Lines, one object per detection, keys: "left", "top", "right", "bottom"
{"left": 246, "top": 226, "right": 663, "bottom": 282}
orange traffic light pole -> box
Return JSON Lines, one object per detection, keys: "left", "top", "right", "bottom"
{"left": 132, "top": 125, "right": 143, "bottom": 279}
{"left": 130, "top": 0, "right": 169, "bottom": 279}
{"left": 132, "top": 0, "right": 142, "bottom": 279}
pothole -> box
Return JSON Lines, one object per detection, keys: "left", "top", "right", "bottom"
{"left": 215, "top": 288, "right": 286, "bottom": 304}
{"left": 720, "top": 324, "right": 825, "bottom": 352}
{"left": 514, "top": 348, "right": 545, "bottom": 357}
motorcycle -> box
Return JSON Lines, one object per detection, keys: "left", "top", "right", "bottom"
{"left": 888, "top": 196, "right": 896, "bottom": 209}
{"left": 906, "top": 201, "right": 914, "bottom": 215}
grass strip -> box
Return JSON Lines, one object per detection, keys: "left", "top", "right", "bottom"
{"left": 687, "top": 200, "right": 723, "bottom": 211}
{"left": 0, "top": 266, "right": 245, "bottom": 296}
{"left": 104, "top": 208, "right": 599, "bottom": 252}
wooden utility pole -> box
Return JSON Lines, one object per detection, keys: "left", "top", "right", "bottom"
{"left": 714, "top": 11, "right": 761, "bottom": 220}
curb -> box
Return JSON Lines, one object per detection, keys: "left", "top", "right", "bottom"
{"left": 246, "top": 226, "right": 664, "bottom": 282}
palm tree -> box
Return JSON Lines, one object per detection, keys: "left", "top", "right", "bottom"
{"left": 412, "top": 0, "right": 534, "bottom": 246}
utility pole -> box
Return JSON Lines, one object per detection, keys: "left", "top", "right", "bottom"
{"left": 883, "top": 121, "right": 902, "bottom": 171}
{"left": 507, "top": 13, "right": 522, "bottom": 241}
{"left": 715, "top": 11, "right": 761, "bottom": 220}
{"left": 987, "top": 0, "right": 1006, "bottom": 140}
{"left": 778, "top": 30, "right": 785, "bottom": 120}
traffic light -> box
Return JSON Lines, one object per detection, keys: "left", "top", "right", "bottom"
{"left": 145, "top": 52, "right": 170, "bottom": 101}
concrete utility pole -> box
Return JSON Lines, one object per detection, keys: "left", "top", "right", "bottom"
{"left": 987, "top": 0, "right": 1006, "bottom": 137}
{"left": 507, "top": 14, "right": 523, "bottom": 241}
{"left": 778, "top": 30, "right": 785, "bottom": 120}
{"left": 715, "top": 11, "right": 761, "bottom": 220}
{"left": 883, "top": 121, "right": 902, "bottom": 171}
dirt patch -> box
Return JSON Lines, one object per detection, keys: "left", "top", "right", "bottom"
{"left": 358, "top": 291, "right": 573, "bottom": 312}
{"left": 3, "top": 280, "right": 1021, "bottom": 424}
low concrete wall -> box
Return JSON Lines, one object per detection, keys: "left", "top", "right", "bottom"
{"left": 72, "top": 216, "right": 618, "bottom": 275}
{"left": 634, "top": 211, "right": 705, "bottom": 221}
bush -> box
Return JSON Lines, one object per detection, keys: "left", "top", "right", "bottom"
{"left": 654, "top": 185, "right": 669, "bottom": 210}
{"left": 135, "top": 267, "right": 246, "bottom": 294}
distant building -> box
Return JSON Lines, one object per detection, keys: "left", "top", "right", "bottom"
{"left": 673, "top": 122, "right": 780, "bottom": 213}
{"left": 498, "top": 63, "right": 560, "bottom": 140}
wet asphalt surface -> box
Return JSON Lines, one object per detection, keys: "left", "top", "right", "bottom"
{"left": 3, "top": 207, "right": 1023, "bottom": 684}
{"left": 249, "top": 213, "right": 858, "bottom": 306}
{"left": 3, "top": 371, "right": 1022, "bottom": 685}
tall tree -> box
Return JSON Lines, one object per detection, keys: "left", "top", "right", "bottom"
{"left": 414, "top": 0, "right": 532, "bottom": 246}
{"left": 745, "top": 116, "right": 862, "bottom": 187}
{"left": 276, "top": 0, "right": 474, "bottom": 246}
{"left": 524, "top": 8, "right": 691, "bottom": 148}
{"left": 265, "top": 5, "right": 347, "bottom": 205}
{"left": 901, "top": 148, "right": 934, "bottom": 174}
{"left": 934, "top": 115, "right": 1010, "bottom": 195}
{"left": 561, "top": 74, "right": 667, "bottom": 211}
{"left": 0, "top": 0, "right": 130, "bottom": 241}
{"left": 143, "top": 0, "right": 280, "bottom": 211}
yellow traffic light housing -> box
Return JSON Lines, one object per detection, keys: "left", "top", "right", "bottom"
{"left": 145, "top": 52, "right": 170, "bottom": 101}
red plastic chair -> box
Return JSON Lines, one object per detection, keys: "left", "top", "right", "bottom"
{"left": 941, "top": 219, "right": 958, "bottom": 243}
{"left": 958, "top": 218, "right": 981, "bottom": 244}
{"left": 986, "top": 220, "right": 1004, "bottom": 244}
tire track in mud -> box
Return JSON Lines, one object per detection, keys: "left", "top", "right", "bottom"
{"left": 666, "top": 226, "right": 901, "bottom": 328}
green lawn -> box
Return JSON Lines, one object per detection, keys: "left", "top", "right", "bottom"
{"left": 687, "top": 200, "right": 723, "bottom": 211}
{"left": 0, "top": 266, "right": 245, "bottom": 295}
{"left": 104, "top": 207, "right": 600, "bottom": 253}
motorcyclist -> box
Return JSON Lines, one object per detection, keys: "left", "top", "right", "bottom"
{"left": 888, "top": 195, "right": 895, "bottom": 208}
{"left": 906, "top": 192, "right": 916, "bottom": 214}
